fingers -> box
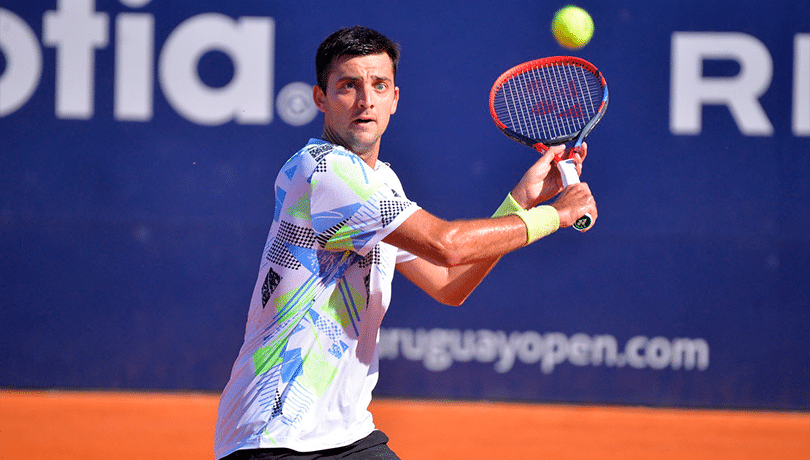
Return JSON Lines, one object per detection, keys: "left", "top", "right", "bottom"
{"left": 551, "top": 182, "right": 597, "bottom": 229}
{"left": 511, "top": 145, "right": 566, "bottom": 209}
{"left": 570, "top": 143, "right": 587, "bottom": 176}
{"left": 529, "top": 144, "right": 564, "bottom": 177}
{"left": 539, "top": 144, "right": 565, "bottom": 166}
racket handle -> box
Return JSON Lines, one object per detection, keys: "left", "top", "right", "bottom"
{"left": 557, "top": 159, "right": 593, "bottom": 232}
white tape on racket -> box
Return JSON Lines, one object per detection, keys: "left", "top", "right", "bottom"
{"left": 557, "top": 159, "right": 593, "bottom": 232}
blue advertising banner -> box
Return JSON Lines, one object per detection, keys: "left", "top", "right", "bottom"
{"left": 1, "top": 0, "right": 808, "bottom": 410}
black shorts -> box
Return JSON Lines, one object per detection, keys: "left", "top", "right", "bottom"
{"left": 220, "top": 430, "right": 400, "bottom": 460}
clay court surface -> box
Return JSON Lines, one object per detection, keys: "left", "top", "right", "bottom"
{"left": 1, "top": 390, "right": 807, "bottom": 459}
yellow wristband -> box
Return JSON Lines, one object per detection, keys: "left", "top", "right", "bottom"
{"left": 492, "top": 193, "right": 523, "bottom": 217}
{"left": 514, "top": 205, "right": 560, "bottom": 244}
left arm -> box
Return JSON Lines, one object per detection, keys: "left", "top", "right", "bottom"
{"left": 396, "top": 253, "right": 501, "bottom": 306}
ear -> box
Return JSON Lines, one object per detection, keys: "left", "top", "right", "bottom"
{"left": 313, "top": 85, "right": 327, "bottom": 113}
{"left": 390, "top": 86, "right": 400, "bottom": 115}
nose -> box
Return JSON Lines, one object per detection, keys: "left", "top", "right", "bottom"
{"left": 357, "top": 84, "right": 375, "bottom": 108}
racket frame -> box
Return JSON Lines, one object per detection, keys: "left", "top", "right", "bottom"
{"left": 489, "top": 56, "right": 608, "bottom": 159}
{"left": 489, "top": 56, "right": 609, "bottom": 231}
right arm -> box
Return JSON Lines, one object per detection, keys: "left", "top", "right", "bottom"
{"left": 387, "top": 209, "right": 526, "bottom": 306}
{"left": 385, "top": 145, "right": 597, "bottom": 305}
{"left": 385, "top": 209, "right": 530, "bottom": 268}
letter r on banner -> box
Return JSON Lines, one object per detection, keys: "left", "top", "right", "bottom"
{"left": 670, "top": 32, "right": 774, "bottom": 136}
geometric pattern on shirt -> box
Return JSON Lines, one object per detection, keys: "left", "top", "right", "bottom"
{"left": 252, "top": 335, "right": 289, "bottom": 376}
{"left": 311, "top": 203, "right": 361, "bottom": 234}
{"left": 272, "top": 347, "right": 336, "bottom": 428}
{"left": 283, "top": 163, "right": 298, "bottom": 180}
{"left": 278, "top": 220, "right": 317, "bottom": 247}
{"left": 274, "top": 187, "right": 286, "bottom": 223}
{"left": 325, "top": 225, "right": 368, "bottom": 253}
{"left": 286, "top": 245, "right": 319, "bottom": 274}
{"left": 286, "top": 195, "right": 310, "bottom": 220}
{"left": 315, "top": 313, "right": 343, "bottom": 345}
{"left": 315, "top": 218, "right": 349, "bottom": 249}
{"left": 326, "top": 279, "right": 365, "bottom": 338}
{"left": 270, "top": 389, "right": 284, "bottom": 419}
{"left": 363, "top": 273, "right": 371, "bottom": 306}
{"left": 380, "top": 200, "right": 412, "bottom": 227}
{"left": 359, "top": 245, "right": 380, "bottom": 269}
{"left": 308, "top": 309, "right": 346, "bottom": 360}
{"left": 333, "top": 157, "right": 379, "bottom": 202}
{"left": 308, "top": 144, "right": 332, "bottom": 163}
{"left": 267, "top": 239, "right": 301, "bottom": 270}
{"left": 299, "top": 340, "right": 339, "bottom": 398}
{"left": 256, "top": 367, "right": 282, "bottom": 419}
{"left": 266, "top": 221, "right": 317, "bottom": 269}
{"left": 279, "top": 382, "right": 316, "bottom": 428}
{"left": 261, "top": 267, "right": 282, "bottom": 308}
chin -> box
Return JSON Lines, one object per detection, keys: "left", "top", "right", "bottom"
{"left": 345, "top": 136, "right": 379, "bottom": 154}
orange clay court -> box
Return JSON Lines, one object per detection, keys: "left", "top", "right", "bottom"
{"left": 1, "top": 389, "right": 807, "bottom": 459}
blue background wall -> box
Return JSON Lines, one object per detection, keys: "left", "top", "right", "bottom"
{"left": 1, "top": 0, "right": 808, "bottom": 410}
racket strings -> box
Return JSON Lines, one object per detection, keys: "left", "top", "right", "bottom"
{"left": 494, "top": 64, "right": 602, "bottom": 143}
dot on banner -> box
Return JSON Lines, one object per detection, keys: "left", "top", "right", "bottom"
{"left": 277, "top": 81, "right": 319, "bottom": 126}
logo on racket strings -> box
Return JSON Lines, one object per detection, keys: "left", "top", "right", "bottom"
{"left": 531, "top": 101, "right": 585, "bottom": 119}
{"left": 526, "top": 80, "right": 585, "bottom": 119}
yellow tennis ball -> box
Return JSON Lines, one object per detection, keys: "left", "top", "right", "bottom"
{"left": 552, "top": 6, "right": 594, "bottom": 49}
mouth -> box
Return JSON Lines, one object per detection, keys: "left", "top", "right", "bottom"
{"left": 353, "top": 114, "right": 376, "bottom": 125}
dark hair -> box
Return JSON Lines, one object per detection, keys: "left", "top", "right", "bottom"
{"left": 316, "top": 26, "right": 400, "bottom": 91}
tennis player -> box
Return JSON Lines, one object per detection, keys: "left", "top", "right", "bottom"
{"left": 214, "top": 26, "right": 597, "bottom": 460}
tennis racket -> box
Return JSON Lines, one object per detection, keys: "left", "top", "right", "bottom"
{"left": 489, "top": 56, "right": 608, "bottom": 231}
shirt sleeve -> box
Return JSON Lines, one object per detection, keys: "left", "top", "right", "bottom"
{"left": 309, "top": 149, "right": 419, "bottom": 257}
{"left": 396, "top": 248, "right": 418, "bottom": 264}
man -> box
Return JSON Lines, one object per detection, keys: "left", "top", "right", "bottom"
{"left": 215, "top": 26, "right": 596, "bottom": 460}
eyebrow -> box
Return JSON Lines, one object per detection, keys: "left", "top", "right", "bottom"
{"left": 335, "top": 74, "right": 393, "bottom": 84}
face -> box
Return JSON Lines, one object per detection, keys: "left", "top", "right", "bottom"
{"left": 313, "top": 53, "right": 399, "bottom": 162}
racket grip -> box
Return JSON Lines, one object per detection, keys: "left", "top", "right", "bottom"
{"left": 556, "top": 159, "right": 593, "bottom": 232}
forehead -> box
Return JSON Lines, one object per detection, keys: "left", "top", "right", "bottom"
{"left": 328, "top": 53, "right": 395, "bottom": 81}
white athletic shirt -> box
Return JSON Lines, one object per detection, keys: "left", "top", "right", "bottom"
{"left": 214, "top": 139, "right": 420, "bottom": 458}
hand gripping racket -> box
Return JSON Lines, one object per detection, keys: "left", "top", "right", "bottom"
{"left": 489, "top": 56, "right": 608, "bottom": 231}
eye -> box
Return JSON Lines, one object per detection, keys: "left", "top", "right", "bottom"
{"left": 375, "top": 82, "right": 388, "bottom": 91}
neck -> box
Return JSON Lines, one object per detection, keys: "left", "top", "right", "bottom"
{"left": 321, "top": 126, "right": 379, "bottom": 168}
